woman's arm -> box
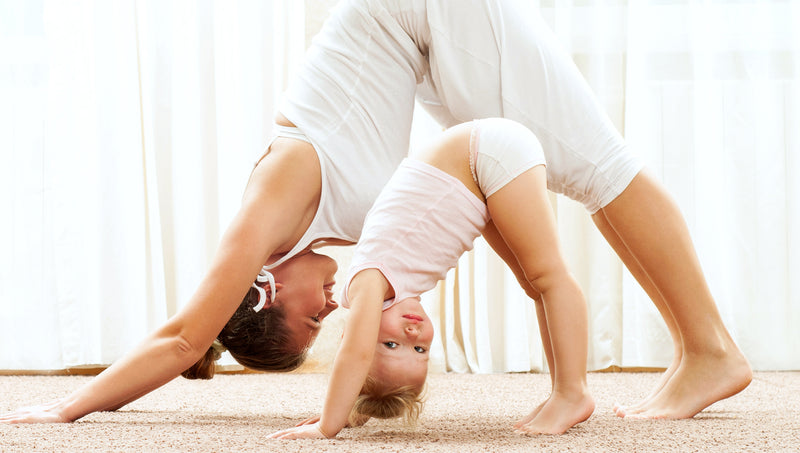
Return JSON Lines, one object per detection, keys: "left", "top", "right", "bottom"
{"left": 1, "top": 140, "right": 322, "bottom": 424}
{"left": 268, "top": 269, "right": 388, "bottom": 439}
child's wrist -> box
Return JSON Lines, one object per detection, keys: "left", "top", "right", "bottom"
{"left": 315, "top": 422, "right": 334, "bottom": 438}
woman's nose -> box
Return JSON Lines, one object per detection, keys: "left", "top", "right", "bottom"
{"left": 319, "top": 300, "right": 339, "bottom": 320}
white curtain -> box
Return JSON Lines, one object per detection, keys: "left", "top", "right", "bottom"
{"left": 2, "top": 0, "right": 798, "bottom": 372}
{"left": 426, "top": 0, "right": 800, "bottom": 373}
{"left": 0, "top": 0, "right": 305, "bottom": 369}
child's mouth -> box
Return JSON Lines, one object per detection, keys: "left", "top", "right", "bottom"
{"left": 403, "top": 314, "right": 423, "bottom": 322}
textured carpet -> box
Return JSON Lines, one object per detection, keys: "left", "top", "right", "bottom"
{"left": 1, "top": 371, "right": 798, "bottom": 452}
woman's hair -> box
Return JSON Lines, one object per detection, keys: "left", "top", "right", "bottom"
{"left": 349, "top": 375, "right": 426, "bottom": 426}
{"left": 181, "top": 286, "right": 308, "bottom": 379}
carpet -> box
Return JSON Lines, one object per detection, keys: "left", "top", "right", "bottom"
{"left": 1, "top": 371, "right": 798, "bottom": 452}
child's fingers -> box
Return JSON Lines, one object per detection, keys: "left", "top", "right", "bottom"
{"left": 295, "top": 415, "right": 321, "bottom": 426}
{"left": 267, "top": 423, "right": 328, "bottom": 440}
{"left": 266, "top": 428, "right": 293, "bottom": 439}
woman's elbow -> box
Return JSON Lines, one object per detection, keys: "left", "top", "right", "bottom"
{"left": 156, "top": 327, "right": 208, "bottom": 366}
{"left": 174, "top": 334, "right": 202, "bottom": 357}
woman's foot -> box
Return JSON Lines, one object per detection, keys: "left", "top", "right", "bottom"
{"left": 619, "top": 348, "right": 751, "bottom": 419}
{"left": 614, "top": 355, "right": 680, "bottom": 417}
{"left": 513, "top": 398, "right": 547, "bottom": 429}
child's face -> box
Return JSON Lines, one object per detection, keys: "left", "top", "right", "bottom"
{"left": 369, "top": 297, "right": 434, "bottom": 389}
{"left": 269, "top": 249, "right": 339, "bottom": 351}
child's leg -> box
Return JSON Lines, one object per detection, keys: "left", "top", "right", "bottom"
{"left": 466, "top": 118, "right": 593, "bottom": 434}
{"left": 513, "top": 300, "right": 556, "bottom": 428}
{"left": 482, "top": 223, "right": 556, "bottom": 425}
{"left": 416, "top": 118, "right": 593, "bottom": 433}
{"left": 487, "top": 165, "right": 594, "bottom": 435}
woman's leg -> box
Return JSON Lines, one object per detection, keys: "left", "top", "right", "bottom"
{"left": 592, "top": 209, "right": 683, "bottom": 415}
{"left": 596, "top": 169, "right": 752, "bottom": 419}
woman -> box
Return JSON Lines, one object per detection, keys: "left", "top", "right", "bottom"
{"left": 1, "top": 0, "right": 749, "bottom": 424}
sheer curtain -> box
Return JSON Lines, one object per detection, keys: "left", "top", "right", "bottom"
{"left": 424, "top": 0, "right": 800, "bottom": 373}
{"left": 622, "top": 0, "right": 800, "bottom": 371}
{"left": 0, "top": 0, "right": 304, "bottom": 369}
{"left": 1, "top": 1, "right": 798, "bottom": 372}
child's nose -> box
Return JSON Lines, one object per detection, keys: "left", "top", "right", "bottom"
{"left": 405, "top": 325, "right": 419, "bottom": 337}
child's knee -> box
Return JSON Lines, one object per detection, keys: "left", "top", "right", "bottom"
{"left": 523, "top": 263, "right": 572, "bottom": 299}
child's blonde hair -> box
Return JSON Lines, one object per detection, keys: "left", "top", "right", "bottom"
{"left": 349, "top": 374, "right": 426, "bottom": 426}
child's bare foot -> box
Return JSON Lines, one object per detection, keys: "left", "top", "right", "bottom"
{"left": 614, "top": 356, "right": 680, "bottom": 417}
{"left": 619, "top": 349, "right": 751, "bottom": 419}
{"left": 515, "top": 392, "right": 595, "bottom": 435}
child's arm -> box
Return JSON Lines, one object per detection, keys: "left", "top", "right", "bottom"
{"left": 268, "top": 269, "right": 388, "bottom": 439}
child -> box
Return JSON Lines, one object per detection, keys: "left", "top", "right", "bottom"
{"left": 268, "top": 118, "right": 595, "bottom": 439}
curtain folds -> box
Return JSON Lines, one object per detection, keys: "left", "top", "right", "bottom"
{"left": 0, "top": 0, "right": 304, "bottom": 369}
{"left": 1, "top": 0, "right": 798, "bottom": 371}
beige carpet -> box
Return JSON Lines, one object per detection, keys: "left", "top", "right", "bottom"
{"left": 1, "top": 371, "right": 798, "bottom": 452}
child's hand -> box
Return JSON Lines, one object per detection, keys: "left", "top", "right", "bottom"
{"left": 267, "top": 421, "right": 330, "bottom": 439}
{"left": 296, "top": 414, "right": 368, "bottom": 428}
{"left": 295, "top": 415, "right": 321, "bottom": 426}
{"left": 0, "top": 400, "right": 70, "bottom": 424}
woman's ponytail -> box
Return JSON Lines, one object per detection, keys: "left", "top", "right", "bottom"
{"left": 181, "top": 340, "right": 226, "bottom": 380}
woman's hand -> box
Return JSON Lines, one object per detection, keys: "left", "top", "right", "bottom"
{"left": 0, "top": 399, "right": 70, "bottom": 424}
{"left": 267, "top": 421, "right": 330, "bottom": 439}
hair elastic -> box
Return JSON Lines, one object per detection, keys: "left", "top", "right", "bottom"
{"left": 210, "top": 339, "right": 227, "bottom": 354}
{"left": 252, "top": 267, "right": 276, "bottom": 312}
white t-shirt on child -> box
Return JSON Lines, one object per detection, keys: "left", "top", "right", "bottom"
{"left": 341, "top": 158, "right": 488, "bottom": 309}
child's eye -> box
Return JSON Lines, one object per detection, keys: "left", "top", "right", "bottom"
{"left": 383, "top": 342, "right": 398, "bottom": 349}
{"left": 311, "top": 316, "right": 320, "bottom": 323}
{"left": 414, "top": 346, "right": 426, "bottom": 353}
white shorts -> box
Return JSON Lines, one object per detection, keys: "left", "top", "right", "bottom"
{"left": 413, "top": 0, "right": 644, "bottom": 213}
{"left": 469, "top": 118, "right": 546, "bottom": 199}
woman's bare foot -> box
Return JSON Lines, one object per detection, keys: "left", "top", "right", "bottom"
{"left": 513, "top": 398, "right": 548, "bottom": 429}
{"left": 619, "top": 349, "right": 751, "bottom": 419}
{"left": 614, "top": 354, "right": 681, "bottom": 417}
{"left": 515, "top": 391, "right": 595, "bottom": 435}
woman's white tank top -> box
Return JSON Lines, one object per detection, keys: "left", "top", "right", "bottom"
{"left": 270, "top": 0, "right": 431, "bottom": 267}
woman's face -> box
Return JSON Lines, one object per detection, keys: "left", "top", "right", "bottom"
{"left": 269, "top": 250, "right": 339, "bottom": 352}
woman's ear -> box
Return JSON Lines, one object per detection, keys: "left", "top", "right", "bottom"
{"left": 266, "top": 282, "right": 285, "bottom": 307}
